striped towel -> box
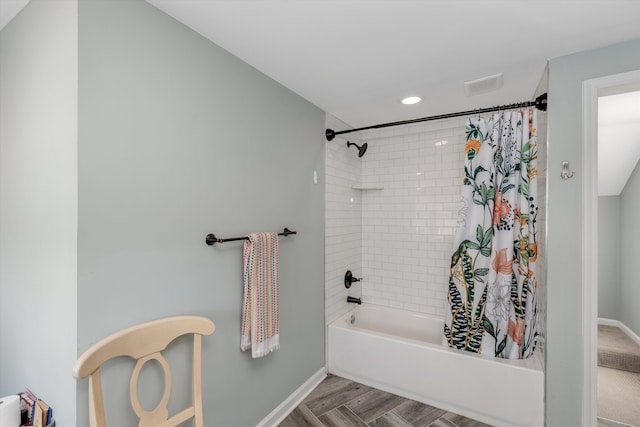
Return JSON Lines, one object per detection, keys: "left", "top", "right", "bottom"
{"left": 241, "top": 232, "right": 280, "bottom": 358}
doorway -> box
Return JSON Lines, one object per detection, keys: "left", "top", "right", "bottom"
{"left": 583, "top": 70, "right": 640, "bottom": 427}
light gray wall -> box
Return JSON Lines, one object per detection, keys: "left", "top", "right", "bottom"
{"left": 533, "top": 65, "right": 548, "bottom": 370}
{"left": 620, "top": 160, "right": 640, "bottom": 335}
{"left": 0, "top": 1, "right": 78, "bottom": 426}
{"left": 547, "top": 38, "right": 640, "bottom": 425}
{"left": 598, "top": 196, "right": 621, "bottom": 320}
{"left": 77, "top": 0, "right": 325, "bottom": 425}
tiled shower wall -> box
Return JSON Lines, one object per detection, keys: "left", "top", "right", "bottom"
{"left": 326, "top": 103, "right": 548, "bottom": 348}
{"left": 360, "top": 119, "right": 466, "bottom": 317}
{"left": 325, "top": 115, "right": 362, "bottom": 325}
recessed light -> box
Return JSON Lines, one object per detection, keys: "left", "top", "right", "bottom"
{"left": 401, "top": 96, "right": 421, "bottom": 105}
{"left": 435, "top": 140, "right": 448, "bottom": 147}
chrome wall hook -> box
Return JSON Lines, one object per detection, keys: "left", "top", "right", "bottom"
{"left": 561, "top": 161, "right": 574, "bottom": 180}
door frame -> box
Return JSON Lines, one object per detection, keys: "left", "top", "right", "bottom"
{"left": 582, "top": 68, "right": 640, "bottom": 425}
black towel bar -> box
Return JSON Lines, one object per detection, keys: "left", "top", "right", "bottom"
{"left": 205, "top": 227, "right": 297, "bottom": 246}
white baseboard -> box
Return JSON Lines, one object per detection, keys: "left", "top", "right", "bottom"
{"left": 256, "top": 367, "right": 326, "bottom": 427}
{"left": 598, "top": 318, "right": 640, "bottom": 347}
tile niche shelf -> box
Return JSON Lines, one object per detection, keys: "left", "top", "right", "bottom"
{"left": 352, "top": 186, "right": 384, "bottom": 191}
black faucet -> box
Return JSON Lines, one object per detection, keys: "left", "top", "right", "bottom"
{"left": 344, "top": 270, "right": 362, "bottom": 289}
{"left": 347, "top": 296, "right": 362, "bottom": 304}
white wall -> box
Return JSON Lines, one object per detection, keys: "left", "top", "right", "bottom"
{"left": 0, "top": 1, "right": 78, "bottom": 425}
{"left": 326, "top": 105, "right": 547, "bottom": 343}
{"left": 360, "top": 119, "right": 466, "bottom": 316}
{"left": 325, "top": 115, "right": 363, "bottom": 325}
{"left": 358, "top": 110, "right": 547, "bottom": 331}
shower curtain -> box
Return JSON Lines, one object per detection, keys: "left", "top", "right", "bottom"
{"left": 443, "top": 109, "right": 539, "bottom": 359}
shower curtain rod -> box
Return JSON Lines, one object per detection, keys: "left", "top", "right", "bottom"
{"left": 325, "top": 93, "right": 547, "bottom": 141}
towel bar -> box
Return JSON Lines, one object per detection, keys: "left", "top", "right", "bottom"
{"left": 205, "top": 228, "right": 297, "bottom": 246}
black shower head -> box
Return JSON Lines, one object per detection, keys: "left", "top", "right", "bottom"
{"left": 346, "top": 141, "right": 368, "bottom": 158}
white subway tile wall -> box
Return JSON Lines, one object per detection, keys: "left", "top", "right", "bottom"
{"left": 325, "top": 110, "right": 546, "bottom": 335}
{"left": 325, "top": 129, "right": 363, "bottom": 325}
{"left": 360, "top": 118, "right": 467, "bottom": 317}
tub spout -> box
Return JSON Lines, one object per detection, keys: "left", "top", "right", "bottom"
{"left": 347, "top": 296, "right": 362, "bottom": 304}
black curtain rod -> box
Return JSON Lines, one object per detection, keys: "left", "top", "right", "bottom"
{"left": 325, "top": 93, "right": 547, "bottom": 141}
{"left": 205, "top": 227, "right": 296, "bottom": 246}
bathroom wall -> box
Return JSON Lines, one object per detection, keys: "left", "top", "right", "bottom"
{"left": 620, "top": 160, "right": 640, "bottom": 336}
{"left": 533, "top": 66, "right": 548, "bottom": 369}
{"left": 355, "top": 103, "right": 547, "bottom": 338}
{"left": 325, "top": 101, "right": 548, "bottom": 340}
{"left": 324, "top": 93, "right": 549, "bottom": 370}
{"left": 547, "top": 37, "right": 640, "bottom": 425}
{"left": 598, "top": 164, "right": 640, "bottom": 334}
{"left": 77, "top": 1, "right": 325, "bottom": 426}
{"left": 325, "top": 115, "right": 363, "bottom": 325}
{"left": 0, "top": 1, "right": 78, "bottom": 425}
{"left": 359, "top": 120, "right": 466, "bottom": 316}
{"left": 598, "top": 195, "right": 621, "bottom": 320}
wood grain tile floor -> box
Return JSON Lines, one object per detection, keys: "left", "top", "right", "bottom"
{"left": 279, "top": 374, "right": 493, "bottom": 427}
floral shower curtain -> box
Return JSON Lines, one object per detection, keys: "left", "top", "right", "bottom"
{"left": 443, "top": 109, "right": 539, "bottom": 359}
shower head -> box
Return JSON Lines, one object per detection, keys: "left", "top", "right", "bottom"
{"left": 347, "top": 141, "right": 368, "bottom": 158}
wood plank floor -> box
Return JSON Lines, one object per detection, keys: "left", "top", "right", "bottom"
{"left": 278, "top": 374, "right": 493, "bottom": 427}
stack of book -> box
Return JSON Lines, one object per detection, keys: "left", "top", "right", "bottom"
{"left": 19, "top": 389, "right": 53, "bottom": 427}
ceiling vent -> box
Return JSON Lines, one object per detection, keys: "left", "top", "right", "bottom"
{"left": 464, "top": 73, "right": 504, "bottom": 96}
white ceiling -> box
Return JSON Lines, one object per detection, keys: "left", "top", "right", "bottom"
{"left": 3, "top": 0, "right": 640, "bottom": 194}
{"left": 144, "top": 1, "right": 640, "bottom": 195}
{"left": 0, "top": 0, "right": 28, "bottom": 30}
{"left": 146, "top": 0, "right": 640, "bottom": 128}
{"left": 599, "top": 91, "right": 640, "bottom": 196}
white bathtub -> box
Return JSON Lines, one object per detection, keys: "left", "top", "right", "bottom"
{"left": 327, "top": 304, "right": 544, "bottom": 427}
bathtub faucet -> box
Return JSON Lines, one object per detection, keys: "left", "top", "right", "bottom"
{"left": 347, "top": 296, "right": 362, "bottom": 304}
{"left": 344, "top": 270, "right": 362, "bottom": 289}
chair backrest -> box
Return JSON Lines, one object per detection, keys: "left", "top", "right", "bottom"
{"left": 73, "top": 316, "right": 215, "bottom": 427}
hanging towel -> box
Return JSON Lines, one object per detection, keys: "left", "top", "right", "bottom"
{"left": 241, "top": 232, "right": 280, "bottom": 358}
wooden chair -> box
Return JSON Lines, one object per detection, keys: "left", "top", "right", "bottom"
{"left": 73, "top": 316, "right": 215, "bottom": 427}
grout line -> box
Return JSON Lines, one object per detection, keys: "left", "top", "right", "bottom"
{"left": 341, "top": 405, "right": 368, "bottom": 427}
{"left": 282, "top": 376, "right": 492, "bottom": 427}
{"left": 389, "top": 409, "right": 414, "bottom": 426}
{"left": 305, "top": 403, "right": 327, "bottom": 427}
{"left": 343, "top": 387, "right": 377, "bottom": 408}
